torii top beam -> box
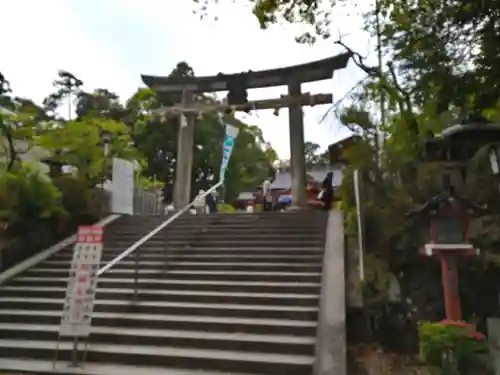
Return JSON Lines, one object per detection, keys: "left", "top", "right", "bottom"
{"left": 141, "top": 53, "right": 352, "bottom": 94}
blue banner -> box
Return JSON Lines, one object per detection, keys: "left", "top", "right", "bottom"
{"left": 220, "top": 124, "right": 239, "bottom": 181}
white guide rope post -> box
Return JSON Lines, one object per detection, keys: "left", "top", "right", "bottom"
{"left": 353, "top": 169, "right": 365, "bottom": 281}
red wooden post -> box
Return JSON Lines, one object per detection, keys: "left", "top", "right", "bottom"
{"left": 440, "top": 253, "right": 462, "bottom": 321}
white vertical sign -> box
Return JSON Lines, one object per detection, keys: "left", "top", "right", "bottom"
{"left": 111, "top": 157, "right": 134, "bottom": 215}
{"left": 59, "top": 226, "right": 103, "bottom": 337}
{"left": 220, "top": 124, "right": 239, "bottom": 181}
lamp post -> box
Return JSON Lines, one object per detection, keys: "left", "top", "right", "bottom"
{"left": 100, "top": 130, "right": 112, "bottom": 217}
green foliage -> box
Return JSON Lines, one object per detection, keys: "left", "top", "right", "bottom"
{"left": 224, "top": 121, "right": 276, "bottom": 200}
{"left": 194, "top": 0, "right": 338, "bottom": 43}
{"left": 136, "top": 175, "right": 164, "bottom": 191}
{"left": 36, "top": 117, "right": 142, "bottom": 185}
{"left": 217, "top": 203, "right": 236, "bottom": 213}
{"left": 359, "top": 254, "right": 391, "bottom": 307}
{"left": 419, "top": 321, "right": 488, "bottom": 373}
{"left": 376, "top": 0, "right": 500, "bottom": 118}
{"left": 303, "top": 141, "right": 329, "bottom": 167}
{"left": 52, "top": 175, "right": 100, "bottom": 231}
{"left": 0, "top": 164, "right": 66, "bottom": 240}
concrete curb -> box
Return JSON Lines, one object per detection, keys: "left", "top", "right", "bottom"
{"left": 0, "top": 214, "right": 121, "bottom": 285}
{"left": 313, "top": 210, "right": 346, "bottom": 375}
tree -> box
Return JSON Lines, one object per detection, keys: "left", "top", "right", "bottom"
{"left": 0, "top": 72, "right": 15, "bottom": 171}
{"left": 303, "top": 141, "right": 329, "bottom": 167}
{"left": 194, "top": 0, "right": 337, "bottom": 43}
{"left": 36, "top": 118, "right": 142, "bottom": 186}
{"left": 75, "top": 89, "right": 127, "bottom": 121}
{"left": 0, "top": 73, "right": 43, "bottom": 172}
{"left": 43, "top": 70, "right": 83, "bottom": 120}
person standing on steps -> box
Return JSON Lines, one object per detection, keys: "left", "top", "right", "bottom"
{"left": 162, "top": 184, "right": 173, "bottom": 214}
{"left": 206, "top": 189, "right": 217, "bottom": 214}
{"left": 321, "top": 171, "right": 334, "bottom": 210}
{"left": 193, "top": 189, "right": 206, "bottom": 215}
{"left": 261, "top": 178, "right": 272, "bottom": 211}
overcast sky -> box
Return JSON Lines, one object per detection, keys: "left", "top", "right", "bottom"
{"left": 1, "top": 0, "right": 375, "bottom": 159}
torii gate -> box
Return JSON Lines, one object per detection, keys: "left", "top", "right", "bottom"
{"left": 141, "top": 52, "right": 351, "bottom": 209}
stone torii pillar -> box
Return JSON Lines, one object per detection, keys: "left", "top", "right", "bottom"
{"left": 288, "top": 80, "right": 308, "bottom": 207}
{"left": 173, "top": 90, "right": 195, "bottom": 209}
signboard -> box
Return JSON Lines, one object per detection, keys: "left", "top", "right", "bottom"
{"left": 111, "top": 157, "right": 134, "bottom": 215}
{"left": 219, "top": 124, "right": 239, "bottom": 181}
{"left": 59, "top": 226, "right": 103, "bottom": 337}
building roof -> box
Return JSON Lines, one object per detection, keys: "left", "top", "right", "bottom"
{"left": 407, "top": 187, "right": 487, "bottom": 217}
{"left": 437, "top": 123, "right": 500, "bottom": 138}
{"left": 270, "top": 166, "right": 344, "bottom": 190}
{"left": 235, "top": 192, "right": 256, "bottom": 201}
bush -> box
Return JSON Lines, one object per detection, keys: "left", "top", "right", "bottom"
{"left": 0, "top": 164, "right": 67, "bottom": 269}
{"left": 53, "top": 175, "right": 100, "bottom": 232}
{"left": 0, "top": 164, "right": 67, "bottom": 236}
{"left": 217, "top": 203, "right": 236, "bottom": 213}
{"left": 419, "top": 320, "right": 488, "bottom": 374}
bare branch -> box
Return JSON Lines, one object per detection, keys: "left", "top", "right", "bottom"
{"left": 333, "top": 37, "right": 419, "bottom": 135}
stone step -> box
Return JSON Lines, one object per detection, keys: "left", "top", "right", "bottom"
{"left": 25, "top": 268, "right": 322, "bottom": 282}
{"left": 0, "top": 211, "right": 328, "bottom": 375}
{"left": 113, "top": 216, "right": 326, "bottom": 226}
{"left": 104, "top": 233, "right": 325, "bottom": 241}
{"left": 116, "top": 211, "right": 325, "bottom": 221}
{"left": 105, "top": 227, "right": 326, "bottom": 235}
{"left": 0, "top": 310, "right": 317, "bottom": 336}
{"left": 53, "top": 253, "right": 324, "bottom": 264}
{"left": 0, "top": 324, "right": 315, "bottom": 356}
{"left": 0, "top": 286, "right": 319, "bottom": 306}
{"left": 85, "top": 247, "right": 325, "bottom": 255}
{"left": 0, "top": 339, "right": 314, "bottom": 374}
{"left": 110, "top": 216, "right": 325, "bottom": 224}
{"left": 104, "top": 241, "right": 325, "bottom": 248}
{"left": 0, "top": 298, "right": 319, "bottom": 320}
{"left": 88, "top": 246, "right": 325, "bottom": 255}
{"left": 10, "top": 277, "right": 321, "bottom": 294}
{"left": 105, "top": 224, "right": 325, "bottom": 233}
{"left": 0, "top": 358, "right": 254, "bottom": 375}
{"left": 40, "top": 260, "right": 323, "bottom": 272}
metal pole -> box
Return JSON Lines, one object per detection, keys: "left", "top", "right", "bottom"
{"left": 134, "top": 249, "right": 139, "bottom": 302}
{"left": 353, "top": 169, "right": 365, "bottom": 281}
{"left": 70, "top": 336, "right": 79, "bottom": 367}
{"left": 82, "top": 336, "right": 90, "bottom": 364}
{"left": 100, "top": 180, "right": 104, "bottom": 218}
{"left": 52, "top": 334, "right": 61, "bottom": 369}
{"left": 142, "top": 188, "right": 146, "bottom": 215}
{"left": 153, "top": 174, "right": 157, "bottom": 215}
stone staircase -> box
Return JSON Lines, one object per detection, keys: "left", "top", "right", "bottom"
{"left": 0, "top": 211, "right": 330, "bottom": 375}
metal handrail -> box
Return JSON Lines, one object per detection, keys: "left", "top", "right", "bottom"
{"left": 97, "top": 180, "right": 223, "bottom": 276}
